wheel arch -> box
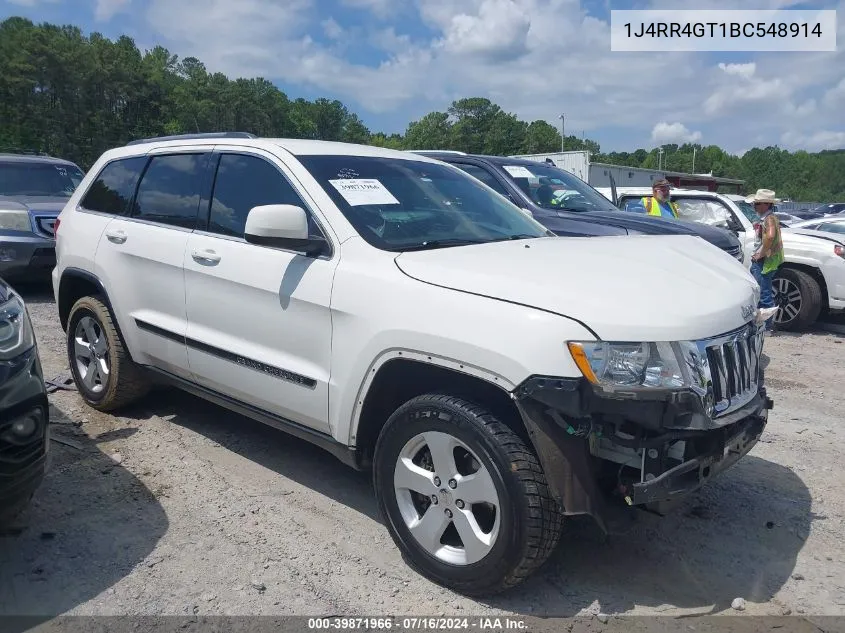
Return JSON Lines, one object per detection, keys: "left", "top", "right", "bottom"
{"left": 350, "top": 353, "right": 527, "bottom": 467}
{"left": 57, "top": 268, "right": 135, "bottom": 360}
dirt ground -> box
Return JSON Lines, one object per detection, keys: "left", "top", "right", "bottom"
{"left": 1, "top": 282, "right": 844, "bottom": 620}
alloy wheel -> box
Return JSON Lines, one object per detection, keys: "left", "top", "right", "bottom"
{"left": 73, "top": 315, "right": 110, "bottom": 394}
{"left": 773, "top": 277, "right": 802, "bottom": 325}
{"left": 394, "top": 431, "right": 501, "bottom": 566}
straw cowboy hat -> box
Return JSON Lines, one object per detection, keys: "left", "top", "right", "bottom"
{"left": 745, "top": 188, "right": 781, "bottom": 204}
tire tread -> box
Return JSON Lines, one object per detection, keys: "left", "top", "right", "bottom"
{"left": 380, "top": 393, "right": 563, "bottom": 595}
{"left": 67, "top": 295, "right": 150, "bottom": 411}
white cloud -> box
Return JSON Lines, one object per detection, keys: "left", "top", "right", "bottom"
{"left": 651, "top": 122, "right": 702, "bottom": 144}
{"left": 781, "top": 130, "right": 845, "bottom": 152}
{"left": 718, "top": 62, "right": 756, "bottom": 79}
{"left": 823, "top": 78, "right": 845, "bottom": 108}
{"left": 95, "top": 0, "right": 129, "bottom": 21}
{"left": 137, "top": 0, "right": 845, "bottom": 153}
{"left": 322, "top": 17, "right": 343, "bottom": 39}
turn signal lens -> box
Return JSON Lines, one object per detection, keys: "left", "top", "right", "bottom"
{"left": 835, "top": 244, "right": 845, "bottom": 258}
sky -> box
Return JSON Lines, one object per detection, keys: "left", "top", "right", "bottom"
{"left": 2, "top": 0, "right": 844, "bottom": 155}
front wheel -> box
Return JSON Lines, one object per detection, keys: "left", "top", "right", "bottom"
{"left": 773, "top": 268, "right": 822, "bottom": 331}
{"left": 373, "top": 394, "right": 563, "bottom": 596}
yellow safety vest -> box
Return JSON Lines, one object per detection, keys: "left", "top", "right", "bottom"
{"left": 760, "top": 213, "right": 784, "bottom": 275}
{"left": 641, "top": 196, "right": 679, "bottom": 218}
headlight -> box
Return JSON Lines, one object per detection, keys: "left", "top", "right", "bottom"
{"left": 0, "top": 294, "right": 36, "bottom": 360}
{"left": 567, "top": 340, "right": 706, "bottom": 391}
{"left": 0, "top": 208, "right": 32, "bottom": 232}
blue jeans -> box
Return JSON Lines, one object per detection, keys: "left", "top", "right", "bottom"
{"left": 751, "top": 260, "right": 775, "bottom": 330}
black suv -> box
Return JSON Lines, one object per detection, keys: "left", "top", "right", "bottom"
{"left": 0, "top": 277, "right": 49, "bottom": 523}
{"left": 0, "top": 151, "right": 86, "bottom": 281}
{"left": 414, "top": 151, "right": 744, "bottom": 263}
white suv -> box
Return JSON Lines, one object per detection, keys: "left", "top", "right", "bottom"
{"left": 52, "top": 134, "right": 772, "bottom": 595}
{"left": 599, "top": 186, "right": 845, "bottom": 331}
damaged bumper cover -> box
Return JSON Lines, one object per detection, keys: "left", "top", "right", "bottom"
{"left": 513, "top": 375, "right": 773, "bottom": 532}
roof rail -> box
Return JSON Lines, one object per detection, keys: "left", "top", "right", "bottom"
{"left": 126, "top": 132, "right": 257, "bottom": 146}
{"left": 0, "top": 148, "right": 51, "bottom": 156}
{"left": 407, "top": 149, "right": 467, "bottom": 155}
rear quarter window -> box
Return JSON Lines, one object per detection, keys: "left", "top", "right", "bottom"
{"left": 80, "top": 156, "right": 148, "bottom": 216}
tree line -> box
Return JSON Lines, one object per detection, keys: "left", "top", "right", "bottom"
{"left": 1, "top": 16, "right": 843, "bottom": 202}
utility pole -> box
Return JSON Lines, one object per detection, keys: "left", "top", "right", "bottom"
{"left": 558, "top": 113, "right": 565, "bottom": 152}
{"left": 692, "top": 146, "right": 697, "bottom": 173}
{"left": 657, "top": 146, "right": 664, "bottom": 171}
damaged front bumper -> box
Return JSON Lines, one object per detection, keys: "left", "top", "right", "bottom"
{"left": 512, "top": 374, "right": 773, "bottom": 533}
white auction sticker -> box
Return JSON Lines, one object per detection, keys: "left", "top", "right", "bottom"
{"left": 329, "top": 179, "right": 400, "bottom": 206}
{"left": 502, "top": 166, "right": 535, "bottom": 179}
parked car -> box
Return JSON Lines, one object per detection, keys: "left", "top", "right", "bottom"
{"left": 774, "top": 211, "right": 803, "bottom": 227}
{"left": 412, "top": 151, "right": 745, "bottom": 264}
{"left": 789, "top": 215, "right": 845, "bottom": 235}
{"left": 0, "top": 151, "right": 86, "bottom": 282}
{"left": 810, "top": 203, "right": 845, "bottom": 216}
{"left": 53, "top": 133, "right": 772, "bottom": 595}
{"left": 602, "top": 186, "right": 845, "bottom": 331}
{"left": 0, "top": 276, "right": 49, "bottom": 523}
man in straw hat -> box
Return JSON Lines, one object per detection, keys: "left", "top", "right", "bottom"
{"left": 746, "top": 188, "right": 784, "bottom": 332}
{"left": 640, "top": 178, "right": 679, "bottom": 218}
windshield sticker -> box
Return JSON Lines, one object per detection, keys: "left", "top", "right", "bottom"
{"left": 337, "top": 168, "right": 359, "bottom": 179}
{"left": 55, "top": 166, "right": 68, "bottom": 176}
{"left": 502, "top": 165, "right": 535, "bottom": 179}
{"left": 329, "top": 179, "right": 400, "bottom": 206}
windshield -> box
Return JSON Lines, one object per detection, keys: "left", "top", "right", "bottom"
{"left": 494, "top": 161, "right": 618, "bottom": 212}
{"left": 735, "top": 200, "right": 759, "bottom": 224}
{"left": 0, "top": 162, "right": 85, "bottom": 197}
{"left": 297, "top": 155, "right": 550, "bottom": 251}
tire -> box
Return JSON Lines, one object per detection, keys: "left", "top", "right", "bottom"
{"left": 773, "top": 268, "right": 822, "bottom": 332}
{"left": 373, "top": 394, "right": 563, "bottom": 596}
{"left": 66, "top": 295, "right": 150, "bottom": 411}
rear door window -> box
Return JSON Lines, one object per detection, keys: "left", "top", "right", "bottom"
{"left": 132, "top": 153, "right": 210, "bottom": 229}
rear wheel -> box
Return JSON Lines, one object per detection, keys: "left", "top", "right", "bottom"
{"left": 66, "top": 296, "right": 150, "bottom": 411}
{"left": 373, "top": 394, "right": 563, "bottom": 596}
{"left": 773, "top": 268, "right": 822, "bottom": 331}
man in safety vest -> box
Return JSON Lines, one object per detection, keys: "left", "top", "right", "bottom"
{"left": 640, "top": 179, "right": 679, "bottom": 218}
{"left": 747, "top": 188, "right": 784, "bottom": 333}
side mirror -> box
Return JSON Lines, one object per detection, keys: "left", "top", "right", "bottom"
{"left": 244, "top": 204, "right": 327, "bottom": 256}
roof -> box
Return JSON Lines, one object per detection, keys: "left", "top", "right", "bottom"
{"left": 109, "top": 136, "right": 444, "bottom": 163}
{"left": 664, "top": 170, "right": 745, "bottom": 185}
{"left": 0, "top": 153, "right": 80, "bottom": 167}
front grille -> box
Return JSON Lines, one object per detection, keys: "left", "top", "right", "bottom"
{"left": 33, "top": 216, "right": 57, "bottom": 239}
{"left": 701, "top": 324, "right": 764, "bottom": 417}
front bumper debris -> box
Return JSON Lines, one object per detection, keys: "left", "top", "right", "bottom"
{"left": 513, "top": 375, "right": 773, "bottom": 533}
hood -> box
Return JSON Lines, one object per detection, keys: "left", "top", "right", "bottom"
{"left": 395, "top": 235, "right": 758, "bottom": 342}
{"left": 0, "top": 195, "right": 69, "bottom": 215}
{"left": 575, "top": 210, "right": 740, "bottom": 249}
{"left": 783, "top": 227, "right": 845, "bottom": 246}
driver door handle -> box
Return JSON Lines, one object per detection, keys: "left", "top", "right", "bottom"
{"left": 191, "top": 249, "right": 221, "bottom": 265}
{"left": 105, "top": 229, "right": 127, "bottom": 244}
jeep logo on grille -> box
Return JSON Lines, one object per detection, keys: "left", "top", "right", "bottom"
{"left": 741, "top": 304, "right": 756, "bottom": 320}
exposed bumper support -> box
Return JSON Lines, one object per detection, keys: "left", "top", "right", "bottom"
{"left": 513, "top": 376, "right": 773, "bottom": 534}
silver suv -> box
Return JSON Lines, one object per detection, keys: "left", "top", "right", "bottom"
{"left": 0, "top": 151, "right": 85, "bottom": 282}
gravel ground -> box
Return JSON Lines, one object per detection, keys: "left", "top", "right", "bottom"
{"left": 1, "top": 282, "right": 844, "bottom": 620}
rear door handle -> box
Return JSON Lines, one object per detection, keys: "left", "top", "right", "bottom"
{"left": 191, "top": 249, "right": 221, "bottom": 265}
{"left": 105, "top": 229, "right": 127, "bottom": 244}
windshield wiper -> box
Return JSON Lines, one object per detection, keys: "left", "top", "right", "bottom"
{"left": 391, "top": 238, "right": 487, "bottom": 252}
{"left": 489, "top": 233, "right": 540, "bottom": 242}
